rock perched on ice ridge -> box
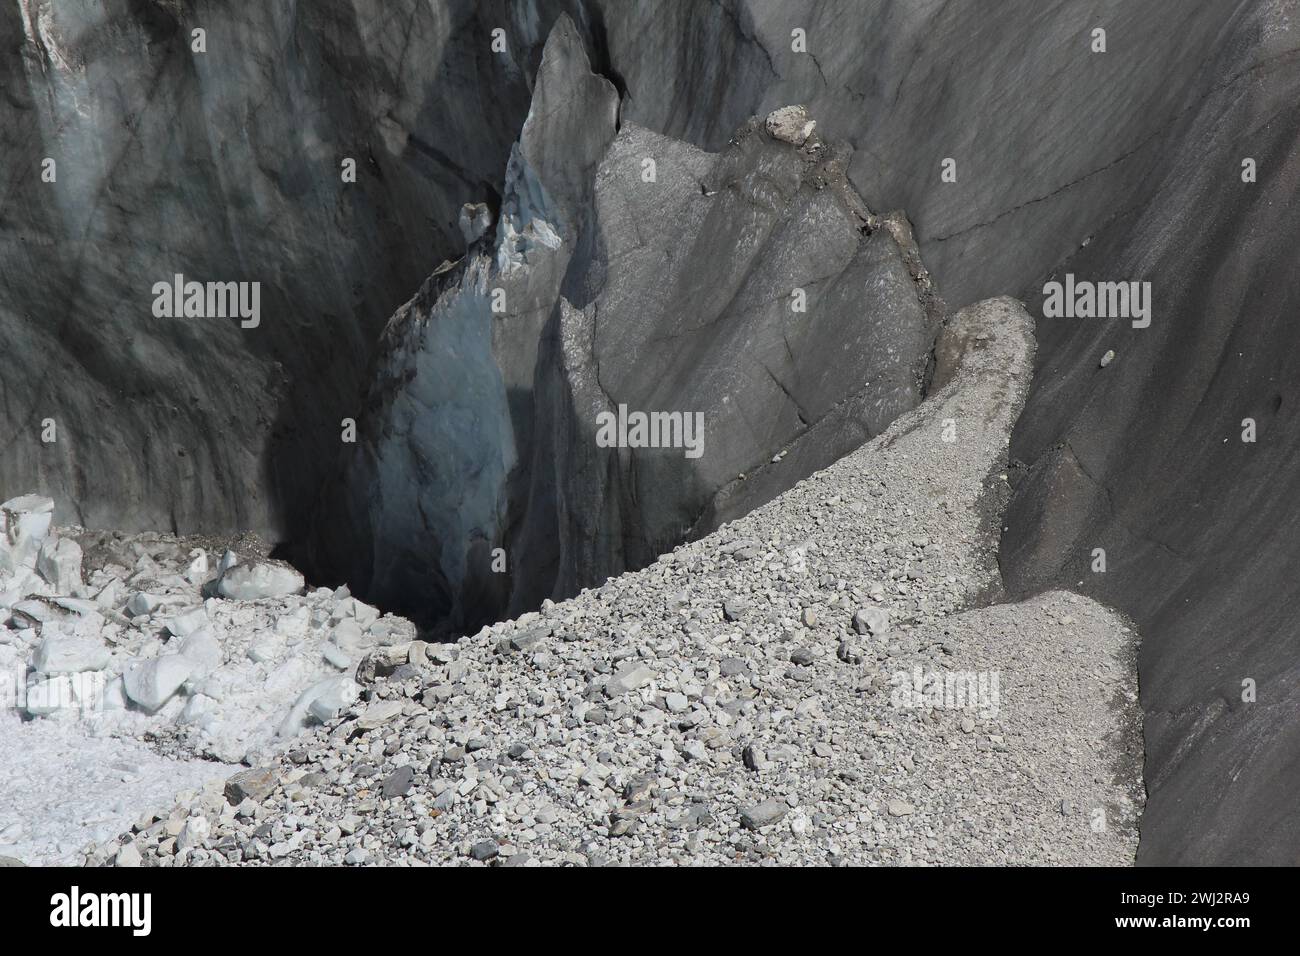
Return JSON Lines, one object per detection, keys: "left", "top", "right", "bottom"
{"left": 764, "top": 105, "right": 816, "bottom": 146}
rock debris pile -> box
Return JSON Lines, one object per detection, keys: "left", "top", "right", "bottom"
{"left": 81, "top": 298, "right": 1142, "bottom": 867}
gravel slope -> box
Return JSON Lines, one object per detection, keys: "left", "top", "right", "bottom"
{"left": 84, "top": 297, "right": 1142, "bottom": 867}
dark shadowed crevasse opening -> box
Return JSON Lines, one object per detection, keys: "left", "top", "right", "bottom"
{"left": 292, "top": 16, "right": 945, "bottom": 639}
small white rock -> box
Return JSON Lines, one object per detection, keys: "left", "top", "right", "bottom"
{"left": 122, "top": 655, "right": 193, "bottom": 712}
{"left": 216, "top": 561, "right": 304, "bottom": 601}
{"left": 31, "top": 634, "right": 109, "bottom": 675}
